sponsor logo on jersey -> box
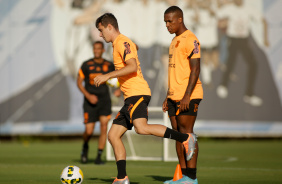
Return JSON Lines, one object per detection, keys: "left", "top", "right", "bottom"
{"left": 175, "top": 40, "right": 180, "bottom": 48}
{"left": 193, "top": 40, "right": 199, "bottom": 54}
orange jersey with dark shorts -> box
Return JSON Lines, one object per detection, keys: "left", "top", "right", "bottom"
{"left": 112, "top": 34, "right": 151, "bottom": 99}
{"left": 168, "top": 30, "right": 203, "bottom": 101}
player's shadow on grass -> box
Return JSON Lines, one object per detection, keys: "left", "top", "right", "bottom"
{"left": 147, "top": 175, "right": 171, "bottom": 182}
{"left": 72, "top": 159, "right": 108, "bottom": 164}
{"left": 88, "top": 178, "right": 139, "bottom": 184}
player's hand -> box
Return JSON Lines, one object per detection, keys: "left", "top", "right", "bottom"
{"left": 94, "top": 74, "right": 109, "bottom": 87}
{"left": 179, "top": 94, "right": 190, "bottom": 113}
{"left": 87, "top": 94, "right": 98, "bottom": 104}
{"left": 162, "top": 98, "right": 168, "bottom": 112}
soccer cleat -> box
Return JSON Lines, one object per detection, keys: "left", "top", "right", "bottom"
{"left": 168, "top": 175, "right": 198, "bottom": 184}
{"left": 163, "top": 178, "right": 173, "bottom": 184}
{"left": 112, "top": 176, "right": 130, "bottom": 184}
{"left": 182, "top": 133, "right": 197, "bottom": 161}
{"left": 81, "top": 146, "right": 88, "bottom": 164}
{"left": 243, "top": 95, "right": 263, "bottom": 106}
{"left": 217, "top": 85, "right": 228, "bottom": 98}
{"left": 94, "top": 157, "right": 105, "bottom": 165}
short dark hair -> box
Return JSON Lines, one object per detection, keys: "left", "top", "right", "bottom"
{"left": 164, "top": 6, "right": 183, "bottom": 18}
{"left": 93, "top": 41, "right": 104, "bottom": 48}
{"left": 95, "top": 13, "right": 119, "bottom": 30}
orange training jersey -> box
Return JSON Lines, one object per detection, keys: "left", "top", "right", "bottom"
{"left": 168, "top": 30, "right": 203, "bottom": 101}
{"left": 112, "top": 34, "right": 151, "bottom": 99}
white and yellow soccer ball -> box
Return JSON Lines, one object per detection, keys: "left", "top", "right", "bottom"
{"left": 106, "top": 78, "right": 120, "bottom": 88}
{"left": 60, "top": 165, "right": 84, "bottom": 184}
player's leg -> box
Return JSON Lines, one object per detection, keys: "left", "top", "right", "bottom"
{"left": 163, "top": 116, "right": 187, "bottom": 184}
{"left": 108, "top": 124, "right": 128, "bottom": 181}
{"left": 170, "top": 116, "right": 187, "bottom": 176}
{"left": 94, "top": 96, "right": 112, "bottom": 164}
{"left": 110, "top": 103, "right": 132, "bottom": 183}
{"left": 83, "top": 122, "right": 96, "bottom": 142}
{"left": 166, "top": 99, "right": 187, "bottom": 171}
{"left": 81, "top": 122, "right": 95, "bottom": 163}
{"left": 81, "top": 100, "right": 99, "bottom": 163}
{"left": 133, "top": 117, "right": 197, "bottom": 166}
{"left": 129, "top": 96, "right": 194, "bottom": 162}
{"left": 176, "top": 115, "right": 198, "bottom": 180}
{"left": 169, "top": 99, "right": 201, "bottom": 183}
{"left": 94, "top": 115, "right": 110, "bottom": 164}
{"left": 163, "top": 99, "right": 196, "bottom": 183}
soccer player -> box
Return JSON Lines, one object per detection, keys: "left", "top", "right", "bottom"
{"left": 94, "top": 13, "right": 197, "bottom": 184}
{"left": 162, "top": 6, "right": 203, "bottom": 184}
{"left": 77, "top": 41, "right": 120, "bottom": 165}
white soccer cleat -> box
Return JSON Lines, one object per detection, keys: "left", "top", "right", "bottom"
{"left": 243, "top": 95, "right": 263, "bottom": 106}
{"left": 217, "top": 85, "right": 228, "bottom": 98}
{"left": 182, "top": 133, "right": 197, "bottom": 161}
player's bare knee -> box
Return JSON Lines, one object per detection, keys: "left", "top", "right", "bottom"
{"left": 134, "top": 126, "right": 149, "bottom": 135}
{"left": 107, "top": 133, "right": 113, "bottom": 144}
{"left": 100, "top": 124, "right": 108, "bottom": 134}
{"left": 85, "top": 130, "right": 93, "bottom": 137}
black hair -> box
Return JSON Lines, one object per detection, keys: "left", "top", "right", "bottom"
{"left": 164, "top": 6, "right": 183, "bottom": 18}
{"left": 93, "top": 41, "right": 104, "bottom": 48}
{"left": 95, "top": 13, "right": 119, "bottom": 30}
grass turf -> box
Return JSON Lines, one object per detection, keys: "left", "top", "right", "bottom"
{"left": 0, "top": 138, "right": 282, "bottom": 184}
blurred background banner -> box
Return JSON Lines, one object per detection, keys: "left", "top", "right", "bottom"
{"left": 0, "top": 0, "right": 282, "bottom": 136}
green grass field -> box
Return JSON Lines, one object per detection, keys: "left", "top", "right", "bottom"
{"left": 0, "top": 138, "right": 282, "bottom": 184}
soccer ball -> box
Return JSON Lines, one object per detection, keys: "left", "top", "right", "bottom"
{"left": 106, "top": 78, "right": 120, "bottom": 88}
{"left": 60, "top": 166, "right": 83, "bottom": 184}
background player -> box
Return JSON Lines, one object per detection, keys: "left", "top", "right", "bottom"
{"left": 77, "top": 41, "right": 120, "bottom": 165}
{"left": 94, "top": 13, "right": 197, "bottom": 184}
{"left": 162, "top": 6, "right": 203, "bottom": 184}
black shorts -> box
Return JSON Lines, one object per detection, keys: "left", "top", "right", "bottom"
{"left": 113, "top": 95, "right": 151, "bottom": 130}
{"left": 83, "top": 96, "right": 112, "bottom": 124}
{"left": 167, "top": 98, "right": 202, "bottom": 117}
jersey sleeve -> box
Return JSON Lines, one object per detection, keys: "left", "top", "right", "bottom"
{"left": 116, "top": 40, "right": 137, "bottom": 62}
{"left": 78, "top": 62, "right": 87, "bottom": 79}
{"left": 185, "top": 38, "right": 201, "bottom": 59}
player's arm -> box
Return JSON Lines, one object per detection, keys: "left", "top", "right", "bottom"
{"left": 179, "top": 58, "right": 200, "bottom": 112}
{"left": 94, "top": 58, "right": 137, "bottom": 87}
{"left": 77, "top": 75, "right": 98, "bottom": 104}
{"left": 162, "top": 91, "right": 169, "bottom": 112}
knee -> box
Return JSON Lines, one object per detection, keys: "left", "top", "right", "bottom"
{"left": 178, "top": 125, "right": 193, "bottom": 133}
{"left": 134, "top": 124, "right": 151, "bottom": 135}
{"left": 100, "top": 123, "right": 108, "bottom": 134}
{"left": 85, "top": 129, "right": 93, "bottom": 137}
{"left": 107, "top": 133, "right": 113, "bottom": 145}
{"left": 134, "top": 125, "right": 149, "bottom": 135}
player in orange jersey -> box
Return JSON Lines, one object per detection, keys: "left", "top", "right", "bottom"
{"left": 162, "top": 6, "right": 203, "bottom": 184}
{"left": 94, "top": 13, "right": 197, "bottom": 184}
